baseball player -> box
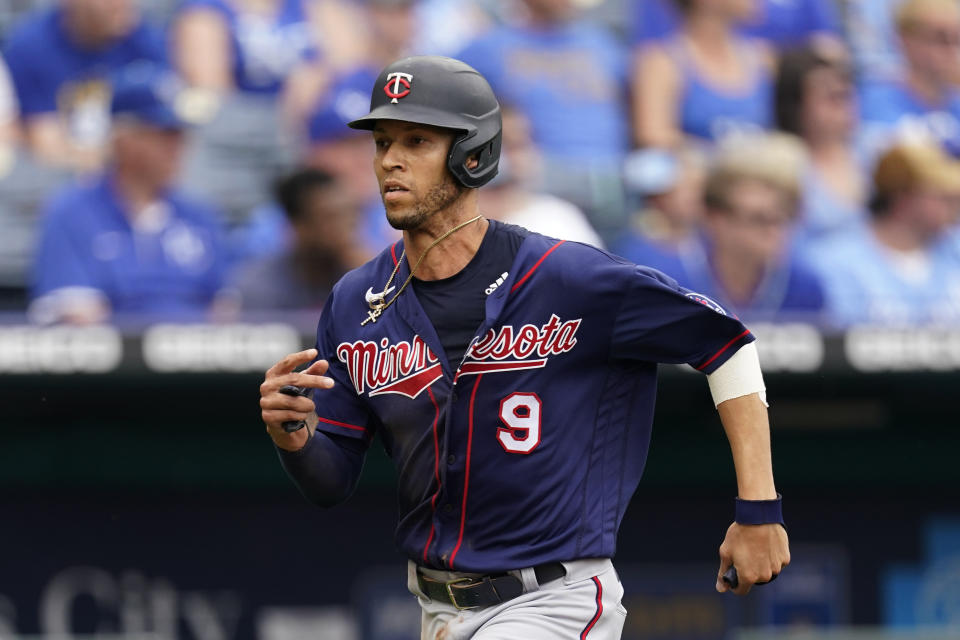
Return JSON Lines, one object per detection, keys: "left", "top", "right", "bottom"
{"left": 259, "top": 56, "right": 790, "bottom": 640}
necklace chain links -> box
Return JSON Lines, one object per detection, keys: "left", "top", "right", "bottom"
{"left": 361, "top": 215, "right": 484, "bottom": 326}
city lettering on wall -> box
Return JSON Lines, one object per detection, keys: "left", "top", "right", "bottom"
{"left": 1, "top": 323, "right": 960, "bottom": 374}
{"left": 0, "top": 566, "right": 242, "bottom": 640}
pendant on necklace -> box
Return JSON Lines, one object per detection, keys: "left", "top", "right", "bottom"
{"left": 361, "top": 285, "right": 394, "bottom": 326}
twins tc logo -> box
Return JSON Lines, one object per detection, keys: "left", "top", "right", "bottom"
{"left": 384, "top": 72, "right": 413, "bottom": 104}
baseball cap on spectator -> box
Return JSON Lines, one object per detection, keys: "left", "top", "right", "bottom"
{"left": 874, "top": 142, "right": 960, "bottom": 198}
{"left": 308, "top": 69, "right": 378, "bottom": 144}
{"left": 110, "top": 62, "right": 206, "bottom": 129}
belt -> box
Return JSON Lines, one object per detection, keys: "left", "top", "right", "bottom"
{"left": 417, "top": 562, "right": 566, "bottom": 610}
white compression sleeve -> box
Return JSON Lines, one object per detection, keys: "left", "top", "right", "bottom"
{"left": 706, "top": 341, "right": 768, "bottom": 408}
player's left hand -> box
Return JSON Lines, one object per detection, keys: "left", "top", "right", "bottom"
{"left": 715, "top": 522, "right": 790, "bottom": 595}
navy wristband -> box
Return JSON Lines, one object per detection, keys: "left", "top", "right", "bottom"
{"left": 735, "top": 493, "right": 785, "bottom": 526}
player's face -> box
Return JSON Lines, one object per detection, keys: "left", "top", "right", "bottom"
{"left": 372, "top": 120, "right": 464, "bottom": 231}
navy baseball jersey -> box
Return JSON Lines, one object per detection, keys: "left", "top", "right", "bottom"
{"left": 280, "top": 221, "right": 754, "bottom": 572}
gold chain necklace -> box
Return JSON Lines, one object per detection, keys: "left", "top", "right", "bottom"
{"left": 361, "top": 214, "right": 483, "bottom": 326}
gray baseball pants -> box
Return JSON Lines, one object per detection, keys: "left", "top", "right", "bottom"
{"left": 406, "top": 558, "right": 627, "bottom": 640}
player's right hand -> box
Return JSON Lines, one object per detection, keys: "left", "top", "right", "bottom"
{"left": 260, "top": 348, "right": 335, "bottom": 451}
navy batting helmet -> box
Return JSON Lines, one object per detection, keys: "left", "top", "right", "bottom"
{"left": 348, "top": 56, "right": 502, "bottom": 189}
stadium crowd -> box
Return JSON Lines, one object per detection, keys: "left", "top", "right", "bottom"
{"left": 0, "top": 0, "right": 959, "bottom": 327}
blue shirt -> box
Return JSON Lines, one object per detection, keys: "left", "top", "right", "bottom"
{"left": 859, "top": 78, "right": 960, "bottom": 157}
{"left": 664, "top": 38, "right": 773, "bottom": 142}
{"left": 808, "top": 229, "right": 960, "bottom": 326}
{"left": 177, "top": 0, "right": 319, "bottom": 94}
{"left": 31, "top": 175, "right": 227, "bottom": 318}
{"left": 279, "top": 225, "right": 754, "bottom": 571}
{"left": 796, "top": 166, "right": 869, "bottom": 246}
{"left": 675, "top": 241, "right": 825, "bottom": 323}
{"left": 457, "top": 22, "right": 629, "bottom": 163}
{"left": 633, "top": 0, "right": 841, "bottom": 47}
{"left": 3, "top": 6, "right": 166, "bottom": 143}
{"left": 621, "top": 234, "right": 825, "bottom": 323}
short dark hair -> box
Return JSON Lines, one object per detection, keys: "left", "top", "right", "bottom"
{"left": 774, "top": 46, "right": 853, "bottom": 136}
{"left": 273, "top": 168, "right": 337, "bottom": 223}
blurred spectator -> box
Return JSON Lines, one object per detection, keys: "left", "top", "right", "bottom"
{"left": 228, "top": 168, "right": 364, "bottom": 310}
{"left": 0, "top": 55, "right": 18, "bottom": 151}
{"left": 416, "top": 0, "right": 493, "bottom": 56}
{"left": 809, "top": 142, "right": 960, "bottom": 326}
{"left": 172, "top": 0, "right": 325, "bottom": 95}
{"left": 614, "top": 145, "right": 707, "bottom": 278}
{"left": 775, "top": 46, "right": 868, "bottom": 243}
{"left": 2, "top": 0, "right": 167, "bottom": 170}
{"left": 456, "top": 0, "right": 630, "bottom": 235}
{"left": 479, "top": 106, "right": 604, "bottom": 247}
{"left": 632, "top": 0, "right": 774, "bottom": 148}
{"left": 234, "top": 69, "right": 395, "bottom": 262}
{"left": 859, "top": 0, "right": 960, "bottom": 157}
{"left": 663, "top": 135, "right": 825, "bottom": 321}
{"left": 281, "top": 0, "right": 421, "bottom": 131}
{"left": 633, "top": 0, "right": 844, "bottom": 52}
{"left": 29, "top": 64, "right": 227, "bottom": 325}
{"left": 844, "top": 0, "right": 903, "bottom": 80}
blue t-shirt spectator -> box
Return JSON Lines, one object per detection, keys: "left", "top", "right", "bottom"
{"left": 859, "top": 78, "right": 960, "bottom": 157}
{"left": 175, "top": 0, "right": 319, "bottom": 94}
{"left": 3, "top": 5, "right": 166, "bottom": 141}
{"left": 457, "top": 21, "right": 629, "bottom": 164}
{"left": 664, "top": 37, "right": 773, "bottom": 142}
{"left": 31, "top": 175, "right": 227, "bottom": 320}
{"left": 634, "top": 0, "right": 841, "bottom": 48}
{"left": 797, "top": 166, "right": 870, "bottom": 247}
{"left": 613, "top": 232, "right": 689, "bottom": 283}
{"left": 809, "top": 230, "right": 960, "bottom": 326}
{"left": 635, "top": 236, "right": 826, "bottom": 322}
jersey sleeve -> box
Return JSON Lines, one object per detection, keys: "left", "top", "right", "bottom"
{"left": 312, "top": 289, "right": 378, "bottom": 441}
{"left": 611, "top": 265, "right": 754, "bottom": 373}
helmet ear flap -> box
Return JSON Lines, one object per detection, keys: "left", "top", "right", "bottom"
{"left": 448, "top": 130, "right": 502, "bottom": 189}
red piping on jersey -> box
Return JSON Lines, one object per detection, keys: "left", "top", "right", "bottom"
{"left": 316, "top": 416, "right": 366, "bottom": 432}
{"left": 510, "top": 240, "right": 566, "bottom": 293}
{"left": 390, "top": 242, "right": 399, "bottom": 267}
{"left": 696, "top": 329, "right": 751, "bottom": 371}
{"left": 580, "top": 576, "right": 603, "bottom": 639}
{"left": 422, "top": 387, "right": 441, "bottom": 563}
{"left": 449, "top": 374, "right": 483, "bottom": 568}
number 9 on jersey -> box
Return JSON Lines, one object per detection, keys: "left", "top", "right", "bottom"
{"left": 497, "top": 392, "right": 542, "bottom": 454}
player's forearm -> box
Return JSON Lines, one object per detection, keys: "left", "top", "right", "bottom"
{"left": 276, "top": 430, "right": 365, "bottom": 507}
{"left": 717, "top": 394, "right": 777, "bottom": 500}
